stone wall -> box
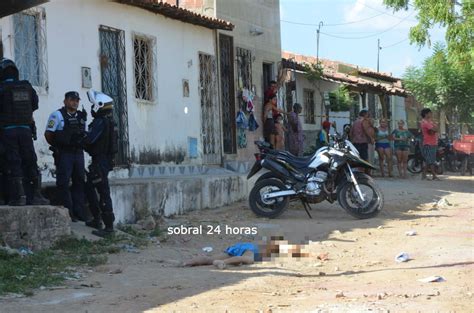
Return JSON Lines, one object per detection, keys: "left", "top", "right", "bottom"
{"left": 0, "top": 206, "right": 71, "bottom": 250}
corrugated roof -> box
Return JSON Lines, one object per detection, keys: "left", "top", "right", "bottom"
{"left": 115, "top": 0, "right": 234, "bottom": 30}
{"left": 282, "top": 51, "right": 407, "bottom": 97}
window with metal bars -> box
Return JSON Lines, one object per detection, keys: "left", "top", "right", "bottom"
{"left": 13, "top": 9, "right": 48, "bottom": 90}
{"left": 304, "top": 88, "right": 315, "bottom": 124}
{"left": 133, "top": 34, "right": 156, "bottom": 101}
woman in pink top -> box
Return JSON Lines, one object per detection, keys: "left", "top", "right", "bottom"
{"left": 420, "top": 108, "right": 440, "bottom": 180}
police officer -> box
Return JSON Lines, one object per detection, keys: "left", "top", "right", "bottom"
{"left": 45, "top": 91, "right": 87, "bottom": 221}
{"left": 0, "top": 58, "right": 49, "bottom": 206}
{"left": 83, "top": 90, "right": 118, "bottom": 237}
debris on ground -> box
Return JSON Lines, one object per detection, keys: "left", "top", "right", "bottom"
{"left": 395, "top": 252, "right": 410, "bottom": 263}
{"left": 418, "top": 276, "right": 446, "bottom": 283}
{"left": 317, "top": 252, "right": 329, "bottom": 261}
{"left": 335, "top": 291, "right": 345, "bottom": 298}
{"left": 405, "top": 230, "right": 417, "bottom": 236}
{"left": 119, "top": 244, "right": 140, "bottom": 254}
{"left": 202, "top": 247, "right": 213, "bottom": 253}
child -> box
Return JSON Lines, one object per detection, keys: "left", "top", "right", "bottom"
{"left": 182, "top": 237, "right": 309, "bottom": 269}
{"left": 274, "top": 114, "right": 287, "bottom": 150}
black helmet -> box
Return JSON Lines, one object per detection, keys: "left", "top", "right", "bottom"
{"left": 0, "top": 58, "right": 19, "bottom": 81}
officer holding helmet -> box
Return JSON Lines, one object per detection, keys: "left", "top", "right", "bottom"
{"left": 45, "top": 91, "right": 87, "bottom": 221}
{"left": 0, "top": 58, "right": 49, "bottom": 206}
{"left": 83, "top": 90, "right": 118, "bottom": 237}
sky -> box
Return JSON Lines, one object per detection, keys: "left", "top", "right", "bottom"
{"left": 280, "top": 0, "right": 446, "bottom": 77}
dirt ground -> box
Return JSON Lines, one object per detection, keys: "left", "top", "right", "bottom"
{"left": 1, "top": 174, "right": 473, "bottom": 313}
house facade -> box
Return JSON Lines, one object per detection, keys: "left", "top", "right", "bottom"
{"left": 0, "top": 0, "right": 233, "bottom": 181}
{"left": 282, "top": 51, "right": 408, "bottom": 154}
{"left": 162, "top": 0, "right": 282, "bottom": 170}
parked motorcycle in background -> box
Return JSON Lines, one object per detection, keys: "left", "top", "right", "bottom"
{"left": 407, "top": 137, "right": 445, "bottom": 175}
{"left": 247, "top": 135, "right": 384, "bottom": 219}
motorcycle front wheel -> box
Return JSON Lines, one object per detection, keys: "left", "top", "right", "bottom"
{"left": 338, "top": 177, "right": 383, "bottom": 219}
{"left": 249, "top": 178, "right": 289, "bottom": 218}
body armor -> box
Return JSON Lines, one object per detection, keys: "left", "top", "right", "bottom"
{"left": 86, "top": 113, "right": 118, "bottom": 159}
{"left": 54, "top": 107, "right": 87, "bottom": 150}
{"left": 0, "top": 80, "right": 34, "bottom": 127}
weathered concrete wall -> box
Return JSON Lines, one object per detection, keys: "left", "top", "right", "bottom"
{"left": 0, "top": 0, "right": 216, "bottom": 176}
{"left": 110, "top": 173, "right": 249, "bottom": 223}
{"left": 0, "top": 206, "right": 71, "bottom": 250}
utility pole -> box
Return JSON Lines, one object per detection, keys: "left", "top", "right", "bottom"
{"left": 316, "top": 21, "right": 323, "bottom": 63}
{"left": 377, "top": 38, "right": 381, "bottom": 72}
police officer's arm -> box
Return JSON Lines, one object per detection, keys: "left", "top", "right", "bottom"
{"left": 84, "top": 118, "right": 105, "bottom": 145}
{"left": 31, "top": 86, "right": 39, "bottom": 112}
{"left": 44, "top": 112, "right": 59, "bottom": 146}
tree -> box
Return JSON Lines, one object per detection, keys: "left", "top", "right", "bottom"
{"left": 403, "top": 43, "right": 474, "bottom": 134}
{"left": 384, "top": 0, "right": 474, "bottom": 69}
{"left": 329, "top": 86, "right": 352, "bottom": 112}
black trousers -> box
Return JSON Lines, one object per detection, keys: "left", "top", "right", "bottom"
{"left": 1, "top": 127, "right": 38, "bottom": 179}
{"left": 86, "top": 156, "right": 115, "bottom": 228}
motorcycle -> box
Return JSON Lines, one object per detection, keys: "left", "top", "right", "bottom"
{"left": 407, "top": 137, "right": 444, "bottom": 175}
{"left": 247, "top": 136, "right": 383, "bottom": 219}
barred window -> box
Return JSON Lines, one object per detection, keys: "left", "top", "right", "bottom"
{"left": 13, "top": 9, "right": 48, "bottom": 89}
{"left": 304, "top": 89, "right": 315, "bottom": 124}
{"left": 133, "top": 34, "right": 156, "bottom": 101}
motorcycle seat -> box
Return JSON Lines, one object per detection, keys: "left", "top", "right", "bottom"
{"left": 276, "top": 154, "right": 315, "bottom": 168}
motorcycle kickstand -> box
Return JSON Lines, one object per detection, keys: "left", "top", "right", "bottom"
{"left": 300, "top": 200, "right": 313, "bottom": 219}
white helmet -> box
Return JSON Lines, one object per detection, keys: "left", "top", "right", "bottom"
{"left": 87, "top": 89, "right": 113, "bottom": 113}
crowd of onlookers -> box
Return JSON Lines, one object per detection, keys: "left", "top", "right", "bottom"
{"left": 261, "top": 80, "right": 441, "bottom": 180}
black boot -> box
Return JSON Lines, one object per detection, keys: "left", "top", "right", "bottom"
{"left": 85, "top": 217, "right": 103, "bottom": 230}
{"left": 28, "top": 176, "right": 50, "bottom": 205}
{"left": 92, "top": 211, "right": 115, "bottom": 237}
{"left": 8, "top": 177, "right": 26, "bottom": 206}
{"left": 92, "top": 227, "right": 114, "bottom": 237}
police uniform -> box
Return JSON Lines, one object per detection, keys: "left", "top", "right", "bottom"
{"left": 45, "top": 92, "right": 87, "bottom": 220}
{"left": 0, "top": 58, "right": 49, "bottom": 206}
{"left": 84, "top": 104, "right": 118, "bottom": 236}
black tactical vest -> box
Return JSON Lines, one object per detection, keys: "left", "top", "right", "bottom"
{"left": 55, "top": 107, "right": 87, "bottom": 150}
{"left": 86, "top": 113, "right": 118, "bottom": 158}
{"left": 0, "top": 80, "right": 34, "bottom": 127}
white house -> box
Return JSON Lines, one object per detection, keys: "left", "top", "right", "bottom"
{"left": 0, "top": 0, "right": 234, "bottom": 181}
{"left": 282, "top": 51, "right": 408, "bottom": 154}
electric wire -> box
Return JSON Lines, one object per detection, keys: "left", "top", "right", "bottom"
{"left": 320, "top": 11, "right": 415, "bottom": 40}
{"left": 280, "top": 12, "right": 384, "bottom": 27}
{"left": 381, "top": 37, "right": 410, "bottom": 49}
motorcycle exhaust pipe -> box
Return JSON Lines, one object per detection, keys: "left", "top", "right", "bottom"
{"left": 262, "top": 190, "right": 297, "bottom": 200}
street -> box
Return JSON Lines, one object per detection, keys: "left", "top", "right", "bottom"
{"left": 1, "top": 175, "right": 473, "bottom": 312}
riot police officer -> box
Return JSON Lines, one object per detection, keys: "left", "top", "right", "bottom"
{"left": 45, "top": 91, "right": 87, "bottom": 221}
{"left": 83, "top": 90, "right": 118, "bottom": 237}
{"left": 0, "top": 58, "right": 49, "bottom": 206}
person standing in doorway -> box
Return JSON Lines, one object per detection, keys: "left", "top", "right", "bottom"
{"left": 420, "top": 108, "right": 440, "bottom": 180}
{"left": 263, "top": 94, "right": 286, "bottom": 148}
{"left": 375, "top": 118, "right": 393, "bottom": 177}
{"left": 274, "top": 114, "right": 286, "bottom": 150}
{"left": 45, "top": 91, "right": 87, "bottom": 221}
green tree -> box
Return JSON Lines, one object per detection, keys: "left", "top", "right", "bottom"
{"left": 403, "top": 43, "right": 474, "bottom": 133}
{"left": 329, "top": 85, "right": 352, "bottom": 112}
{"left": 384, "top": 0, "right": 474, "bottom": 69}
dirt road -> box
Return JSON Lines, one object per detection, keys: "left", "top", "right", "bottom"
{"left": 1, "top": 175, "right": 473, "bottom": 312}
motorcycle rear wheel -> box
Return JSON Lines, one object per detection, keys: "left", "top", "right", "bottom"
{"left": 338, "top": 177, "right": 383, "bottom": 219}
{"left": 249, "top": 178, "right": 289, "bottom": 218}
{"left": 407, "top": 156, "right": 422, "bottom": 174}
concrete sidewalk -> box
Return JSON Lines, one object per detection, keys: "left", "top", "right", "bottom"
{"left": 43, "top": 163, "right": 252, "bottom": 224}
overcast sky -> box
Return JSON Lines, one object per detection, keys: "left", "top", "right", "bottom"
{"left": 280, "top": 0, "right": 446, "bottom": 77}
